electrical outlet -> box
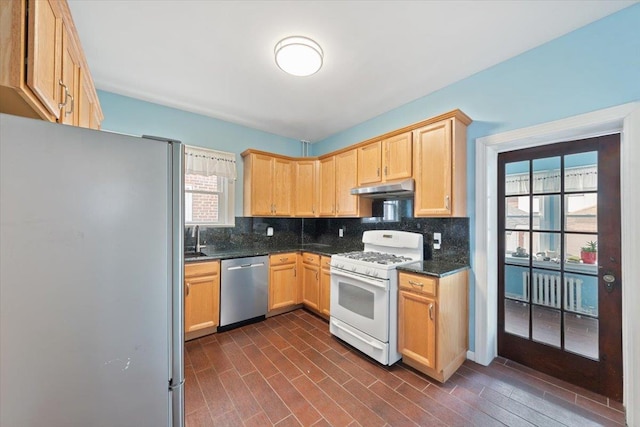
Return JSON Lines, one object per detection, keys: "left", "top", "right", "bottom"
{"left": 339, "top": 228, "right": 344, "bottom": 238}
{"left": 433, "top": 232, "right": 442, "bottom": 250}
{"left": 266, "top": 226, "right": 274, "bottom": 236}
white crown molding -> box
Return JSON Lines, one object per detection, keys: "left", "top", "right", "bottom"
{"left": 474, "top": 102, "right": 640, "bottom": 426}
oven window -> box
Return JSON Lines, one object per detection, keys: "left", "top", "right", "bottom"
{"left": 338, "top": 282, "right": 374, "bottom": 319}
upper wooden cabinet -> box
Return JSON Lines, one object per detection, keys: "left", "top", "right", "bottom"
{"left": 357, "top": 132, "right": 412, "bottom": 185}
{"left": 242, "top": 110, "right": 469, "bottom": 219}
{"left": 318, "top": 150, "right": 372, "bottom": 217}
{"left": 413, "top": 113, "right": 470, "bottom": 217}
{"left": 0, "top": 0, "right": 103, "bottom": 129}
{"left": 318, "top": 156, "right": 336, "bottom": 216}
{"left": 335, "top": 149, "right": 361, "bottom": 216}
{"left": 384, "top": 132, "right": 413, "bottom": 181}
{"left": 242, "top": 151, "right": 293, "bottom": 217}
{"left": 294, "top": 160, "right": 318, "bottom": 216}
{"left": 357, "top": 141, "right": 382, "bottom": 185}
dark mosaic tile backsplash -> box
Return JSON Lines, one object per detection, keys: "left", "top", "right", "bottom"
{"left": 186, "top": 204, "right": 469, "bottom": 263}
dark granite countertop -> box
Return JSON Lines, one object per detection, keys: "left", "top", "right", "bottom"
{"left": 396, "top": 260, "right": 470, "bottom": 278}
{"left": 187, "top": 244, "right": 468, "bottom": 277}
{"left": 184, "top": 243, "right": 363, "bottom": 262}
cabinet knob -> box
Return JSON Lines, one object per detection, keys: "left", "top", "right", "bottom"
{"left": 384, "top": 166, "right": 388, "bottom": 176}
{"left": 429, "top": 303, "right": 434, "bottom": 320}
{"left": 445, "top": 195, "right": 450, "bottom": 211}
{"left": 408, "top": 280, "right": 424, "bottom": 288}
{"left": 186, "top": 282, "right": 191, "bottom": 297}
{"left": 377, "top": 167, "right": 380, "bottom": 177}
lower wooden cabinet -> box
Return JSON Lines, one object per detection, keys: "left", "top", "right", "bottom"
{"left": 269, "top": 252, "right": 299, "bottom": 310}
{"left": 184, "top": 261, "right": 220, "bottom": 337}
{"left": 319, "top": 256, "right": 331, "bottom": 318}
{"left": 300, "top": 252, "right": 320, "bottom": 311}
{"left": 398, "top": 270, "right": 468, "bottom": 382}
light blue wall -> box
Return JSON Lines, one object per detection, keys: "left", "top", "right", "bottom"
{"left": 97, "top": 90, "right": 301, "bottom": 215}
{"left": 311, "top": 4, "right": 640, "bottom": 351}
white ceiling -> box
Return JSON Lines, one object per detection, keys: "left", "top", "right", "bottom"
{"left": 67, "top": 0, "right": 636, "bottom": 142}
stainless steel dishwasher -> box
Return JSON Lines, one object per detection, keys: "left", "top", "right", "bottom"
{"left": 219, "top": 255, "right": 268, "bottom": 330}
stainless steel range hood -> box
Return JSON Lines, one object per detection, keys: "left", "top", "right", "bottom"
{"left": 350, "top": 178, "right": 414, "bottom": 199}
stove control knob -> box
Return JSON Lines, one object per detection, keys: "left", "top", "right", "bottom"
{"left": 365, "top": 269, "right": 371, "bottom": 275}
{"left": 372, "top": 271, "right": 379, "bottom": 277}
{"left": 351, "top": 266, "right": 357, "bottom": 271}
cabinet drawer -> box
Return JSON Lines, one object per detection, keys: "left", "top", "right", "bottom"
{"left": 301, "top": 252, "right": 320, "bottom": 266}
{"left": 270, "top": 252, "right": 297, "bottom": 266}
{"left": 185, "top": 260, "right": 220, "bottom": 278}
{"left": 399, "top": 272, "right": 437, "bottom": 296}
{"left": 320, "top": 255, "right": 332, "bottom": 270}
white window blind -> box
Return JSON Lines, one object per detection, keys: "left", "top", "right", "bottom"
{"left": 184, "top": 146, "right": 237, "bottom": 179}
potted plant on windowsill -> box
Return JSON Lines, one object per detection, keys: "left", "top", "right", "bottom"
{"left": 580, "top": 240, "right": 597, "bottom": 264}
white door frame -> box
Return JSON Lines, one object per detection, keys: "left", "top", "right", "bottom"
{"left": 474, "top": 102, "right": 640, "bottom": 424}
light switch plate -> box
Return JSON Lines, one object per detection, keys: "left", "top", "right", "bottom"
{"left": 339, "top": 228, "right": 344, "bottom": 238}
{"left": 434, "top": 232, "right": 441, "bottom": 250}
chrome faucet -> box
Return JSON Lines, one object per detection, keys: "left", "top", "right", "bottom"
{"left": 194, "top": 225, "right": 206, "bottom": 253}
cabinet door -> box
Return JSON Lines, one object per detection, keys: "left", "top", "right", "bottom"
{"left": 319, "top": 256, "right": 331, "bottom": 317}
{"left": 384, "top": 132, "right": 412, "bottom": 181}
{"left": 59, "top": 24, "right": 80, "bottom": 126}
{"left": 318, "top": 156, "right": 336, "bottom": 216}
{"left": 273, "top": 157, "right": 293, "bottom": 216}
{"left": 77, "top": 69, "right": 93, "bottom": 129}
{"left": 335, "top": 149, "right": 359, "bottom": 216}
{"left": 269, "top": 262, "right": 297, "bottom": 310}
{"left": 398, "top": 290, "right": 436, "bottom": 370}
{"left": 357, "top": 141, "right": 382, "bottom": 185}
{"left": 301, "top": 263, "right": 320, "bottom": 311}
{"left": 295, "top": 160, "right": 317, "bottom": 216}
{"left": 184, "top": 272, "right": 220, "bottom": 333}
{"left": 26, "top": 0, "right": 62, "bottom": 119}
{"left": 413, "top": 120, "right": 452, "bottom": 216}
{"left": 250, "top": 153, "right": 275, "bottom": 216}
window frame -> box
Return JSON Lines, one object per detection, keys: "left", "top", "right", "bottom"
{"left": 184, "top": 148, "right": 236, "bottom": 228}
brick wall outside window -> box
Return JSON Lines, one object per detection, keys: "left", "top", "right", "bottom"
{"left": 185, "top": 173, "right": 220, "bottom": 222}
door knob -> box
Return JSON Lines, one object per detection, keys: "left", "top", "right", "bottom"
{"left": 603, "top": 273, "right": 616, "bottom": 293}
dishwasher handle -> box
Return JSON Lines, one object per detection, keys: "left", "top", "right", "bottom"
{"left": 227, "top": 262, "right": 265, "bottom": 271}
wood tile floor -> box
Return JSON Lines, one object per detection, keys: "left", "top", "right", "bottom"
{"left": 184, "top": 309, "right": 625, "bottom": 426}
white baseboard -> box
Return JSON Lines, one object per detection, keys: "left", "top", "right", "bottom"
{"left": 466, "top": 350, "right": 475, "bottom": 362}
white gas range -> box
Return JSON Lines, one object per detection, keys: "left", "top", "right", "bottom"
{"left": 329, "top": 230, "right": 423, "bottom": 365}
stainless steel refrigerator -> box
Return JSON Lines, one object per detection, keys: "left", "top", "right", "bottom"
{"left": 0, "top": 113, "right": 184, "bottom": 427}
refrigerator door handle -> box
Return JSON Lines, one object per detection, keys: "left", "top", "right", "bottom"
{"left": 169, "top": 378, "right": 185, "bottom": 391}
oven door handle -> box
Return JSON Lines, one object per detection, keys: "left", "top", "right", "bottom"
{"left": 331, "top": 319, "right": 385, "bottom": 350}
{"left": 330, "top": 268, "right": 388, "bottom": 289}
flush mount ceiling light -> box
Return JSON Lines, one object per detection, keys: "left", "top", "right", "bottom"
{"left": 274, "top": 36, "right": 323, "bottom": 77}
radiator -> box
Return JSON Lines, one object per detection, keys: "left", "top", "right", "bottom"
{"left": 521, "top": 272, "right": 583, "bottom": 311}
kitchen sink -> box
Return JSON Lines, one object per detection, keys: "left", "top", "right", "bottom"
{"left": 184, "top": 251, "right": 208, "bottom": 258}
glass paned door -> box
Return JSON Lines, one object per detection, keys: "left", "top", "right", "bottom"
{"left": 498, "top": 135, "right": 622, "bottom": 401}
